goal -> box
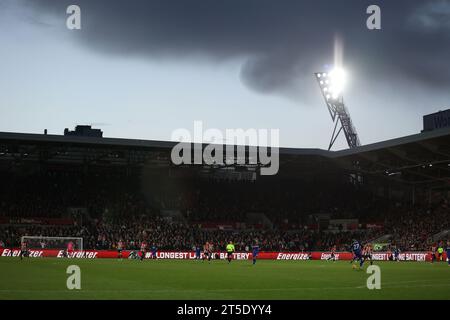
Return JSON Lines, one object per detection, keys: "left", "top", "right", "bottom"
{"left": 21, "top": 236, "right": 83, "bottom": 252}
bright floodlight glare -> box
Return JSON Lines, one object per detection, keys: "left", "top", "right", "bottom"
{"left": 316, "top": 67, "right": 347, "bottom": 102}
{"left": 327, "top": 67, "right": 346, "bottom": 99}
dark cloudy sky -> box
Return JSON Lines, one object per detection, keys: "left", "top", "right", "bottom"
{"left": 0, "top": 0, "right": 449, "bottom": 149}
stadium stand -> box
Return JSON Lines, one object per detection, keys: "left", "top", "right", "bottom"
{"left": 0, "top": 128, "right": 449, "bottom": 252}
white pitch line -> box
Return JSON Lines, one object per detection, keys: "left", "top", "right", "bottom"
{"left": 1, "top": 282, "right": 449, "bottom": 294}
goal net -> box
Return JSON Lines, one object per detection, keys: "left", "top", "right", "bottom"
{"left": 21, "top": 236, "right": 83, "bottom": 252}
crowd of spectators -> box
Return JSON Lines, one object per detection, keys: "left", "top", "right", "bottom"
{"left": 190, "top": 226, "right": 383, "bottom": 252}
{"left": 382, "top": 201, "right": 449, "bottom": 251}
{"left": 0, "top": 217, "right": 379, "bottom": 251}
{"left": 0, "top": 170, "right": 150, "bottom": 219}
{"left": 0, "top": 171, "right": 448, "bottom": 252}
{"left": 1, "top": 201, "right": 446, "bottom": 252}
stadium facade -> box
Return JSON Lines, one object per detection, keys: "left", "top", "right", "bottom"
{"left": 0, "top": 125, "right": 449, "bottom": 195}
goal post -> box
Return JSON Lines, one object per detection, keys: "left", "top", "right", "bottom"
{"left": 21, "top": 236, "right": 83, "bottom": 252}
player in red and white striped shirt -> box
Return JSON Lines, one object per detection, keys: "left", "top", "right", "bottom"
{"left": 117, "top": 240, "right": 124, "bottom": 260}
{"left": 140, "top": 241, "right": 147, "bottom": 261}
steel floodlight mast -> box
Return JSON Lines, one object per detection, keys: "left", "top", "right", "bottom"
{"left": 314, "top": 70, "right": 361, "bottom": 151}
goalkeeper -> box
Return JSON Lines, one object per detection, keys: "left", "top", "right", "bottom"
{"left": 226, "top": 241, "right": 235, "bottom": 264}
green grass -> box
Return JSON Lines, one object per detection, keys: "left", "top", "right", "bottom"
{"left": 0, "top": 257, "right": 449, "bottom": 300}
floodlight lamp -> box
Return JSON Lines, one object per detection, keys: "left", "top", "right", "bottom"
{"left": 313, "top": 66, "right": 360, "bottom": 150}
{"left": 328, "top": 67, "right": 346, "bottom": 98}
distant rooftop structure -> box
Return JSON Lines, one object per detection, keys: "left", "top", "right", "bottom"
{"left": 423, "top": 109, "right": 450, "bottom": 132}
{"left": 63, "top": 125, "right": 103, "bottom": 138}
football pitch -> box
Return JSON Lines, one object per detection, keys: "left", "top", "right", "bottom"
{"left": 0, "top": 257, "right": 449, "bottom": 300}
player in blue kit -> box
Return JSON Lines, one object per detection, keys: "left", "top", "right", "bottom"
{"left": 446, "top": 241, "right": 450, "bottom": 266}
{"left": 393, "top": 246, "right": 401, "bottom": 262}
{"left": 150, "top": 243, "right": 157, "bottom": 259}
{"left": 252, "top": 240, "right": 259, "bottom": 265}
{"left": 195, "top": 245, "right": 201, "bottom": 260}
{"left": 349, "top": 241, "right": 359, "bottom": 264}
{"left": 351, "top": 240, "right": 364, "bottom": 269}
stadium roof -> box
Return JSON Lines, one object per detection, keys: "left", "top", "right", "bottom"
{"left": 331, "top": 127, "right": 450, "bottom": 189}
{"left": 0, "top": 127, "right": 449, "bottom": 188}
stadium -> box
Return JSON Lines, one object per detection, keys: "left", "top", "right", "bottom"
{"left": 0, "top": 116, "right": 449, "bottom": 300}
{"left": 1, "top": 0, "right": 450, "bottom": 303}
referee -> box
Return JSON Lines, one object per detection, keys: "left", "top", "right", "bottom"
{"left": 438, "top": 245, "right": 444, "bottom": 262}
{"left": 226, "top": 241, "right": 235, "bottom": 263}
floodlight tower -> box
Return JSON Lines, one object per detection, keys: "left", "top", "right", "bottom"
{"left": 314, "top": 69, "right": 361, "bottom": 150}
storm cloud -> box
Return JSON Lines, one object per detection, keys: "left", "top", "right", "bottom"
{"left": 20, "top": 0, "right": 450, "bottom": 100}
